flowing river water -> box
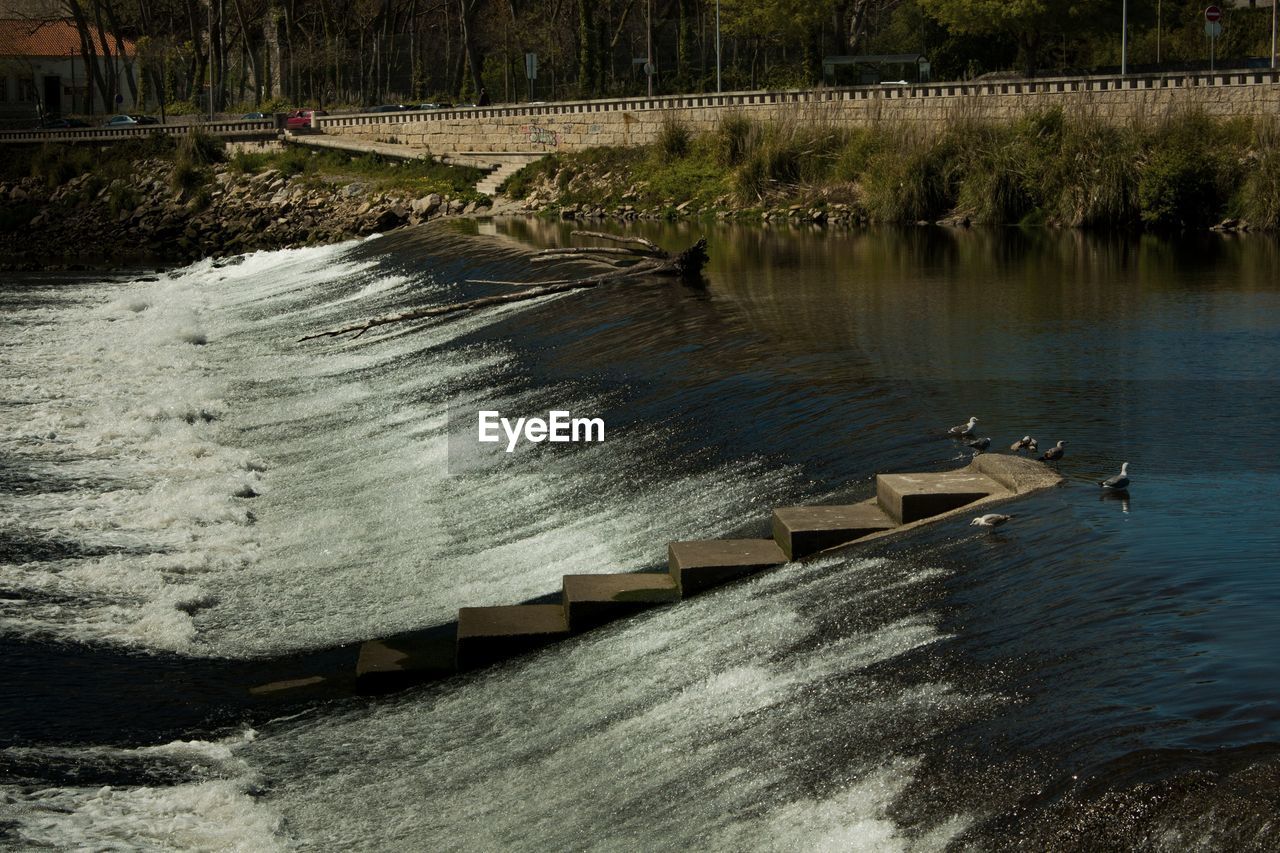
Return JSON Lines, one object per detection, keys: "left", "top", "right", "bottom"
{"left": 2, "top": 220, "right": 1278, "bottom": 850}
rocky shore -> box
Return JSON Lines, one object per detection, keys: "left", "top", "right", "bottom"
{"left": 0, "top": 158, "right": 492, "bottom": 271}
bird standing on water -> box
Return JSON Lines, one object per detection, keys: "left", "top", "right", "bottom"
{"left": 1040, "top": 440, "right": 1066, "bottom": 461}
{"left": 1100, "top": 462, "right": 1130, "bottom": 490}
{"left": 949, "top": 417, "right": 978, "bottom": 437}
{"left": 971, "top": 513, "right": 1012, "bottom": 528}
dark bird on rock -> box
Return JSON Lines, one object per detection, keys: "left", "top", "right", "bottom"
{"left": 968, "top": 437, "right": 992, "bottom": 452}
{"left": 1040, "top": 440, "right": 1066, "bottom": 461}
{"left": 949, "top": 416, "right": 978, "bottom": 437}
{"left": 1100, "top": 462, "right": 1130, "bottom": 490}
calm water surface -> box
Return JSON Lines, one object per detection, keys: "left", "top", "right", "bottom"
{"left": 1, "top": 221, "right": 1276, "bottom": 850}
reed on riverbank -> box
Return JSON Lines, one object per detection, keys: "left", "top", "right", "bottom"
{"left": 504, "top": 106, "right": 1280, "bottom": 231}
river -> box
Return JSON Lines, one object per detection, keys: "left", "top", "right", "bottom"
{"left": 2, "top": 220, "right": 1277, "bottom": 850}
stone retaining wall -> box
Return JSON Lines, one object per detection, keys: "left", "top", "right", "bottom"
{"left": 315, "top": 71, "right": 1280, "bottom": 156}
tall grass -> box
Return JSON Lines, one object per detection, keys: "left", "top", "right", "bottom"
{"left": 493, "top": 104, "right": 1280, "bottom": 230}
{"left": 1239, "top": 118, "right": 1280, "bottom": 228}
{"left": 656, "top": 114, "right": 692, "bottom": 160}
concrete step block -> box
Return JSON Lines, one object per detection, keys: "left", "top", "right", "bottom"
{"left": 355, "top": 633, "right": 457, "bottom": 692}
{"left": 876, "top": 470, "right": 1003, "bottom": 524}
{"left": 972, "top": 453, "right": 1061, "bottom": 493}
{"left": 456, "top": 604, "right": 570, "bottom": 670}
{"left": 562, "top": 573, "right": 679, "bottom": 631}
{"left": 667, "top": 539, "right": 788, "bottom": 596}
{"left": 771, "top": 499, "right": 897, "bottom": 559}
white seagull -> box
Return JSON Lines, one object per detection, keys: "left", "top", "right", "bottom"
{"left": 970, "top": 513, "right": 1012, "bottom": 528}
{"left": 1040, "top": 440, "right": 1066, "bottom": 461}
{"left": 1100, "top": 462, "right": 1130, "bottom": 490}
{"left": 949, "top": 416, "right": 978, "bottom": 437}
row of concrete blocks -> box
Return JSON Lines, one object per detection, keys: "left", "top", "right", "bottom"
{"left": 355, "top": 455, "right": 1050, "bottom": 690}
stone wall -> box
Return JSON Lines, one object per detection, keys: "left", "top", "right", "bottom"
{"left": 315, "top": 71, "right": 1280, "bottom": 157}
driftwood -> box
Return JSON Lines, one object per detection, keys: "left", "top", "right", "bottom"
{"left": 298, "top": 235, "right": 708, "bottom": 343}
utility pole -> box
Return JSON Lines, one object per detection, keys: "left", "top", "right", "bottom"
{"left": 1121, "top": 0, "right": 1128, "bottom": 75}
{"left": 715, "top": 0, "right": 722, "bottom": 93}
{"left": 207, "top": 0, "right": 214, "bottom": 121}
{"left": 1157, "top": 0, "right": 1162, "bottom": 65}
{"left": 1272, "top": 0, "right": 1278, "bottom": 71}
{"left": 646, "top": 0, "right": 654, "bottom": 97}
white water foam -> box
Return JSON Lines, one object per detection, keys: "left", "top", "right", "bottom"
{"left": 1, "top": 236, "right": 800, "bottom": 655}
{"left": 1, "top": 730, "right": 287, "bottom": 852}
{"left": 240, "top": 555, "right": 982, "bottom": 851}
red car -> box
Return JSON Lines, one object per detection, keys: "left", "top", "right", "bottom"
{"left": 285, "top": 109, "right": 327, "bottom": 130}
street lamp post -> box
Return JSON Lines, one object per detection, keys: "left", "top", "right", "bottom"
{"left": 715, "top": 0, "right": 722, "bottom": 93}
{"left": 1121, "top": 0, "right": 1128, "bottom": 75}
{"left": 1157, "top": 0, "right": 1162, "bottom": 65}
{"left": 646, "top": 0, "right": 654, "bottom": 97}
{"left": 1272, "top": 0, "right": 1278, "bottom": 71}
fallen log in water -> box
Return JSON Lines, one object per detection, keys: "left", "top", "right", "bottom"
{"left": 297, "top": 237, "right": 708, "bottom": 342}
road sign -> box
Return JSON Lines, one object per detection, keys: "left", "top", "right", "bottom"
{"left": 1205, "top": 6, "right": 1222, "bottom": 23}
{"left": 1206, "top": 20, "right": 1223, "bottom": 38}
{"left": 525, "top": 52, "right": 538, "bottom": 81}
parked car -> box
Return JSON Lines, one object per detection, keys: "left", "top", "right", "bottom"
{"left": 102, "top": 114, "right": 158, "bottom": 127}
{"left": 369, "top": 104, "right": 412, "bottom": 112}
{"left": 241, "top": 111, "right": 268, "bottom": 119}
{"left": 284, "top": 108, "right": 327, "bottom": 130}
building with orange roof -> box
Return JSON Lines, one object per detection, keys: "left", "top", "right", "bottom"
{"left": 0, "top": 17, "right": 138, "bottom": 126}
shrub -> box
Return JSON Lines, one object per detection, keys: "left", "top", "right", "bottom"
{"left": 716, "top": 113, "right": 757, "bottom": 167}
{"left": 229, "top": 150, "right": 272, "bottom": 174}
{"left": 1138, "top": 112, "right": 1230, "bottom": 230}
{"left": 178, "top": 128, "right": 226, "bottom": 166}
{"left": 831, "top": 128, "right": 885, "bottom": 183}
{"left": 1239, "top": 118, "right": 1280, "bottom": 228}
{"left": 1048, "top": 118, "right": 1139, "bottom": 229}
{"left": 656, "top": 115, "right": 692, "bottom": 160}
{"left": 31, "top": 143, "right": 94, "bottom": 188}
{"left": 274, "top": 145, "right": 315, "bottom": 176}
{"left": 861, "top": 133, "right": 956, "bottom": 222}
{"left": 169, "top": 158, "right": 206, "bottom": 193}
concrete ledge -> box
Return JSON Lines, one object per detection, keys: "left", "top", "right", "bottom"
{"left": 876, "top": 470, "right": 1002, "bottom": 524}
{"left": 771, "top": 500, "right": 897, "bottom": 559}
{"left": 668, "top": 539, "right": 788, "bottom": 595}
{"left": 355, "top": 633, "right": 457, "bottom": 692}
{"left": 972, "top": 452, "right": 1062, "bottom": 494}
{"left": 563, "top": 573, "right": 679, "bottom": 631}
{"left": 456, "top": 604, "right": 570, "bottom": 669}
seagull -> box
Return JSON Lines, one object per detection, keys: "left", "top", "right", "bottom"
{"left": 949, "top": 417, "right": 978, "bottom": 437}
{"left": 970, "top": 513, "right": 1012, "bottom": 528}
{"left": 967, "top": 437, "right": 992, "bottom": 452}
{"left": 1040, "top": 440, "right": 1066, "bottom": 461}
{"left": 1027, "top": 438, "right": 1038, "bottom": 453}
{"left": 1010, "top": 435, "right": 1033, "bottom": 452}
{"left": 1100, "top": 462, "right": 1130, "bottom": 490}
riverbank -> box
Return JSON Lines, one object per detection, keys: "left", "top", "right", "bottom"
{"left": 500, "top": 107, "right": 1280, "bottom": 232}
{"left": 0, "top": 137, "right": 491, "bottom": 271}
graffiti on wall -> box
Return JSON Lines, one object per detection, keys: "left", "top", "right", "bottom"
{"left": 521, "top": 124, "right": 559, "bottom": 147}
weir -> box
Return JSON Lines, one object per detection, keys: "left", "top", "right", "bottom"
{"left": 353, "top": 453, "right": 1061, "bottom": 692}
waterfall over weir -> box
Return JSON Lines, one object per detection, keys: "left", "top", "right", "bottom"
{"left": 4, "top": 221, "right": 1279, "bottom": 850}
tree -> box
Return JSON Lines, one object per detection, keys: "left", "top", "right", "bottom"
{"left": 918, "top": 0, "right": 1116, "bottom": 73}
